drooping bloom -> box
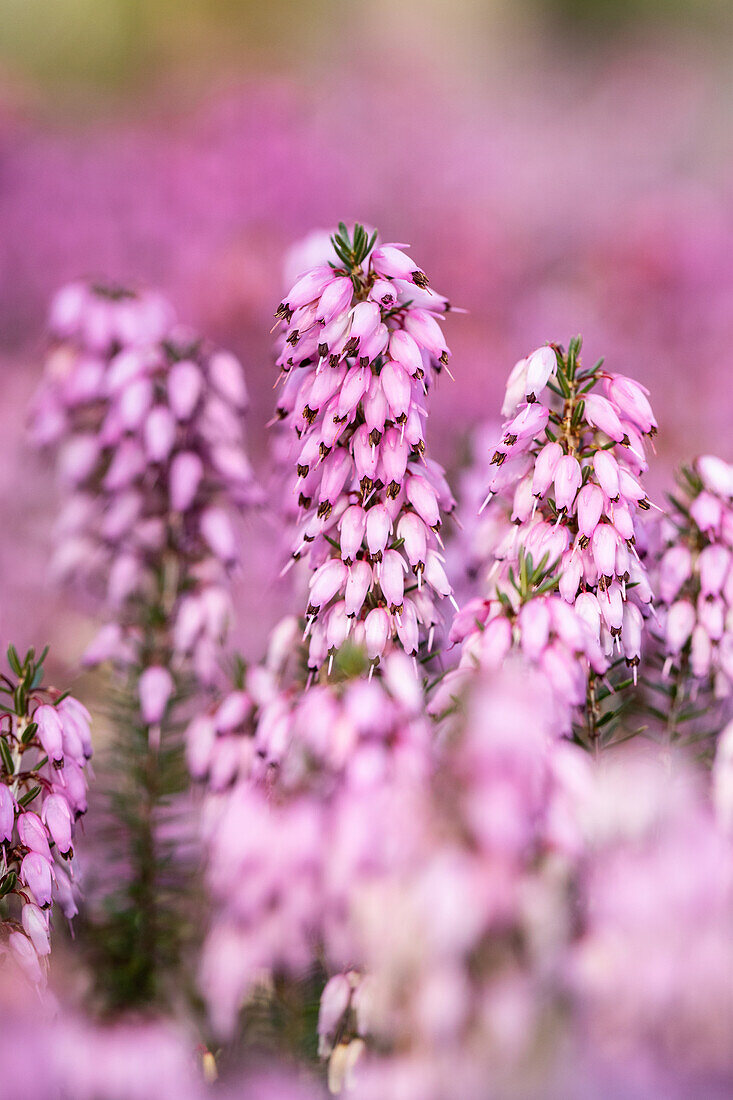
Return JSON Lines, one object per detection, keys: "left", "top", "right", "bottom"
{"left": 273, "top": 223, "right": 456, "bottom": 672}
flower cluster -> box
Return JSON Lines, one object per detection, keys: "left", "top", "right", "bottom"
{"left": 31, "top": 279, "right": 258, "bottom": 690}
{"left": 655, "top": 455, "right": 733, "bottom": 703}
{"left": 438, "top": 339, "right": 657, "bottom": 739}
{"left": 487, "top": 338, "right": 656, "bottom": 664}
{"left": 315, "top": 679, "right": 733, "bottom": 1100}
{"left": 196, "top": 640, "right": 431, "bottom": 1037}
{"left": 434, "top": 556, "right": 608, "bottom": 731}
{"left": 315, "top": 666, "right": 590, "bottom": 1099}
{"left": 273, "top": 223, "right": 456, "bottom": 671}
{"left": 0, "top": 965, "right": 325, "bottom": 1100}
{"left": 0, "top": 645, "right": 90, "bottom": 987}
{"left": 572, "top": 744, "right": 733, "bottom": 1084}
{"left": 29, "top": 278, "right": 260, "bottom": 1011}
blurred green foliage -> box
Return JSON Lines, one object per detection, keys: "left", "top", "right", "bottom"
{"left": 0, "top": 0, "right": 729, "bottom": 112}
{"left": 538, "top": 0, "right": 731, "bottom": 34}
{"left": 0, "top": 0, "right": 334, "bottom": 109}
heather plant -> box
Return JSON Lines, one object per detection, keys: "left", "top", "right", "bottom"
{"left": 0, "top": 644, "right": 90, "bottom": 989}
{"left": 190, "top": 225, "right": 459, "bottom": 1061}
{"left": 19, "top": 223, "right": 733, "bottom": 1100}
{"left": 437, "top": 338, "right": 657, "bottom": 748}
{"left": 643, "top": 455, "right": 733, "bottom": 746}
{"left": 31, "top": 281, "right": 258, "bottom": 1009}
{"left": 273, "top": 223, "right": 456, "bottom": 673}
{"left": 315, "top": 664, "right": 589, "bottom": 1098}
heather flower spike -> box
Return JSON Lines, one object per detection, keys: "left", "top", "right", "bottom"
{"left": 446, "top": 337, "right": 657, "bottom": 746}
{"left": 32, "top": 283, "right": 259, "bottom": 698}
{"left": 652, "top": 456, "right": 733, "bottom": 737}
{"left": 0, "top": 645, "right": 90, "bottom": 986}
{"left": 31, "top": 280, "right": 259, "bottom": 1008}
{"left": 274, "top": 222, "right": 456, "bottom": 672}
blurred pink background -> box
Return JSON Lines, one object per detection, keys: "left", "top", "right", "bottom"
{"left": 2, "top": 0, "right": 732, "bottom": 671}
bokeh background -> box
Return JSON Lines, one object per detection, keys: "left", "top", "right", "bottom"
{"left": 2, "top": 0, "right": 733, "bottom": 671}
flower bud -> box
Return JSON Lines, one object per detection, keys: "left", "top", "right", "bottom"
{"left": 201, "top": 508, "right": 237, "bottom": 564}
{"left": 665, "top": 599, "right": 696, "bottom": 655}
{"left": 42, "top": 794, "right": 73, "bottom": 856}
{"left": 591, "top": 524, "right": 619, "bottom": 580}
{"left": 365, "top": 607, "right": 391, "bottom": 660}
{"left": 698, "top": 545, "right": 730, "bottom": 597}
{"left": 350, "top": 301, "right": 380, "bottom": 344}
{"left": 138, "top": 665, "right": 174, "bottom": 724}
{"left": 309, "top": 559, "right": 347, "bottom": 611}
{"left": 143, "top": 405, "right": 177, "bottom": 463}
{"left": 593, "top": 450, "right": 620, "bottom": 500}
{"left": 318, "top": 974, "right": 352, "bottom": 1057}
{"left": 214, "top": 691, "right": 253, "bottom": 733}
{"left": 316, "top": 277, "right": 353, "bottom": 324}
{"left": 283, "top": 266, "right": 334, "bottom": 311}
{"left": 8, "top": 930, "right": 43, "bottom": 984}
{"left": 209, "top": 351, "right": 248, "bottom": 410}
{"left": 621, "top": 602, "right": 643, "bottom": 664}
{"left": 403, "top": 308, "right": 448, "bottom": 361}
{"left": 576, "top": 483, "right": 604, "bottom": 538}
{"left": 659, "top": 545, "right": 692, "bottom": 604}
{"left": 519, "top": 599, "right": 550, "bottom": 660}
{"left": 697, "top": 454, "right": 733, "bottom": 498}
{"left": 18, "top": 812, "right": 51, "bottom": 860}
{"left": 604, "top": 373, "right": 656, "bottom": 435}
{"left": 326, "top": 601, "right": 351, "bottom": 651}
{"left": 396, "top": 599, "right": 419, "bottom": 654}
{"left": 170, "top": 451, "right": 204, "bottom": 512}
{"left": 583, "top": 394, "right": 627, "bottom": 443}
{"left": 339, "top": 505, "right": 367, "bottom": 562}
{"left": 532, "top": 441, "right": 563, "bottom": 497}
{"left": 380, "top": 549, "right": 406, "bottom": 610}
{"left": 366, "top": 505, "right": 392, "bottom": 557}
{"left": 397, "top": 512, "right": 428, "bottom": 570}
{"left": 553, "top": 455, "right": 582, "bottom": 513}
{"left": 34, "top": 704, "right": 65, "bottom": 766}
{"left": 372, "top": 245, "right": 427, "bottom": 286}
{"left": 186, "top": 715, "right": 216, "bottom": 779}
{"left": 524, "top": 346, "right": 556, "bottom": 402}
{"left": 690, "top": 491, "right": 722, "bottom": 534}
{"left": 0, "top": 785, "right": 15, "bottom": 842}
{"left": 168, "top": 359, "right": 203, "bottom": 419}
{"left": 380, "top": 360, "right": 412, "bottom": 420}
{"left": 406, "top": 475, "right": 440, "bottom": 529}
{"left": 345, "top": 561, "right": 373, "bottom": 617}
{"left": 22, "top": 903, "right": 51, "bottom": 956}
{"left": 20, "top": 852, "right": 54, "bottom": 907}
{"left": 691, "top": 623, "right": 713, "bottom": 678}
{"left": 389, "top": 330, "right": 423, "bottom": 376}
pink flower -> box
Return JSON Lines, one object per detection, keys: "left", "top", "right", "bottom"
{"left": 170, "top": 451, "right": 204, "bottom": 512}
{"left": 34, "top": 705, "right": 65, "bottom": 766}
{"left": 138, "top": 666, "right": 174, "bottom": 724}
{"left": 553, "top": 455, "right": 582, "bottom": 513}
{"left": 524, "top": 346, "right": 556, "bottom": 403}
